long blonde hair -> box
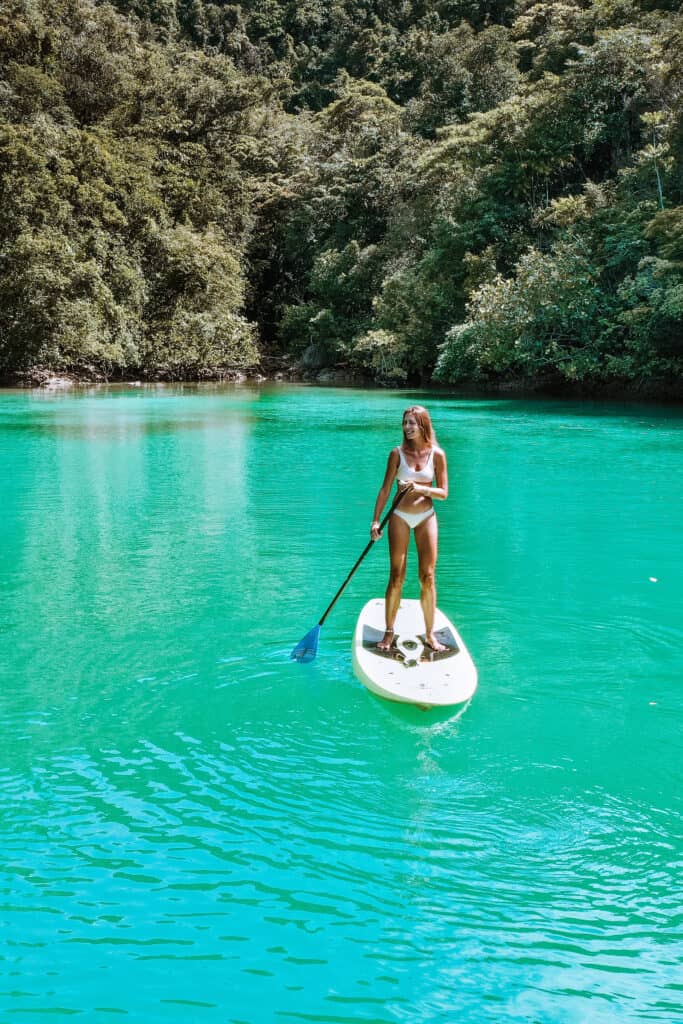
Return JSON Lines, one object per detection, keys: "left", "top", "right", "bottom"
{"left": 403, "top": 405, "right": 436, "bottom": 446}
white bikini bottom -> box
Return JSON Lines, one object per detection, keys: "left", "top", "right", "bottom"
{"left": 393, "top": 508, "right": 435, "bottom": 530}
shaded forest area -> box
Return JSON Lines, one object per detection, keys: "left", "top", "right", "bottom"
{"left": 1, "top": 0, "right": 682, "bottom": 393}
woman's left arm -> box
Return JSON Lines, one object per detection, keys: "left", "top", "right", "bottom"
{"left": 413, "top": 449, "right": 448, "bottom": 501}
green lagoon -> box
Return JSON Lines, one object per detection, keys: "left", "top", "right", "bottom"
{"left": 1, "top": 385, "right": 681, "bottom": 1023}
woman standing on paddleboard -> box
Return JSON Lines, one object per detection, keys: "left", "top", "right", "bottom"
{"left": 370, "top": 406, "right": 449, "bottom": 652}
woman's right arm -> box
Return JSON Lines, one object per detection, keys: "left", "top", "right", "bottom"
{"left": 370, "top": 449, "right": 399, "bottom": 540}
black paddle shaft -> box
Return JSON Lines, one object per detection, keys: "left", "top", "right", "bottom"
{"left": 318, "top": 487, "right": 407, "bottom": 627}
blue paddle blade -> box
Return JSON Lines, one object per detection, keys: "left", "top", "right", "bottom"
{"left": 291, "top": 625, "right": 321, "bottom": 663}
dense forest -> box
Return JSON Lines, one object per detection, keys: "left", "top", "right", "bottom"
{"left": 1, "top": 0, "right": 682, "bottom": 393}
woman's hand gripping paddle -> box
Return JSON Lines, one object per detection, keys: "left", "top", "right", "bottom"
{"left": 291, "top": 488, "right": 407, "bottom": 662}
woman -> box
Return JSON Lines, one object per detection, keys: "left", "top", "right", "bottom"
{"left": 370, "top": 405, "right": 449, "bottom": 652}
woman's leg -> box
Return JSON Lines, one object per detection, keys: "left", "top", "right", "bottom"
{"left": 378, "top": 513, "right": 410, "bottom": 649}
{"left": 415, "top": 512, "right": 446, "bottom": 651}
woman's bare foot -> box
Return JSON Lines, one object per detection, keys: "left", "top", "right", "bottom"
{"left": 424, "top": 633, "right": 447, "bottom": 653}
{"left": 377, "top": 629, "right": 395, "bottom": 651}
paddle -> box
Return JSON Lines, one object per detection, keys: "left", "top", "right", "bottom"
{"left": 291, "top": 487, "right": 407, "bottom": 662}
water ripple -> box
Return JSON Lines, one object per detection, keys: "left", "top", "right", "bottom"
{"left": 2, "top": 389, "right": 683, "bottom": 1022}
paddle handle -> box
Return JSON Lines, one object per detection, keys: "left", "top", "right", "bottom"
{"left": 318, "top": 487, "right": 407, "bottom": 627}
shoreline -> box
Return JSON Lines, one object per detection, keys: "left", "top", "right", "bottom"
{"left": 2, "top": 365, "right": 682, "bottom": 403}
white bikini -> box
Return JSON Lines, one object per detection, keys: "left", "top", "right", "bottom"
{"left": 394, "top": 446, "right": 436, "bottom": 529}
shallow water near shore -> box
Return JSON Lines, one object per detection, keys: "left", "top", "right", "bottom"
{"left": 1, "top": 384, "right": 682, "bottom": 1023}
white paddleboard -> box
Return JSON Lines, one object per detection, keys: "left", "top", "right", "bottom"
{"left": 352, "top": 598, "right": 478, "bottom": 708}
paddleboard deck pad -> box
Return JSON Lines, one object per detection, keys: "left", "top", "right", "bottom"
{"left": 352, "top": 598, "right": 477, "bottom": 707}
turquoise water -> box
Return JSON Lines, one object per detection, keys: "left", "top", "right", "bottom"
{"left": 1, "top": 385, "right": 682, "bottom": 1023}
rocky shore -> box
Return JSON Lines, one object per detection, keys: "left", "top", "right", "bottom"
{"left": 3, "top": 362, "right": 681, "bottom": 400}
{"left": 1, "top": 354, "right": 369, "bottom": 390}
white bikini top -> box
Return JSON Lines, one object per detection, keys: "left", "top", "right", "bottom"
{"left": 395, "top": 446, "right": 435, "bottom": 484}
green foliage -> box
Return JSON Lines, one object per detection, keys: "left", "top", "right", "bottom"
{"left": 0, "top": 0, "right": 265, "bottom": 378}
{"left": 279, "top": 241, "right": 384, "bottom": 361}
{"left": 435, "top": 237, "right": 610, "bottom": 384}
{"left": 141, "top": 224, "right": 257, "bottom": 375}
{"left": 1, "top": 0, "right": 682, "bottom": 392}
{"left": 402, "top": 24, "right": 520, "bottom": 136}
{"left": 350, "top": 329, "right": 408, "bottom": 384}
{"left": 615, "top": 206, "right": 683, "bottom": 377}
{"left": 250, "top": 76, "right": 411, "bottom": 359}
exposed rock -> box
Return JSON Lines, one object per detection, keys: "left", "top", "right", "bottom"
{"left": 314, "top": 366, "right": 362, "bottom": 385}
{"left": 301, "top": 343, "right": 328, "bottom": 370}
{"left": 9, "top": 368, "right": 76, "bottom": 389}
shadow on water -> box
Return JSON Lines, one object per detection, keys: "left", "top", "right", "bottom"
{"left": 366, "top": 692, "right": 474, "bottom": 735}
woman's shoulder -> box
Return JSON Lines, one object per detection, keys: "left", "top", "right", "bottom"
{"left": 432, "top": 444, "right": 446, "bottom": 459}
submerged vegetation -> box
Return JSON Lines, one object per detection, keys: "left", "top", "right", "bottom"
{"left": 1, "top": 0, "right": 682, "bottom": 393}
